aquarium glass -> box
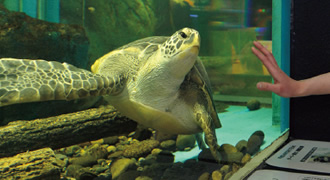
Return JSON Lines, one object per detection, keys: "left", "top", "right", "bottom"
{"left": 0, "top": 0, "right": 282, "bottom": 179}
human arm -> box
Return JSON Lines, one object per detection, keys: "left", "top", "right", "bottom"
{"left": 251, "top": 41, "right": 330, "bottom": 97}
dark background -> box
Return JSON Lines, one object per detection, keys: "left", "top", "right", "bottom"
{"left": 290, "top": 0, "right": 330, "bottom": 141}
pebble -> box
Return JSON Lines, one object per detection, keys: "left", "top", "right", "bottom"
{"left": 176, "top": 134, "right": 196, "bottom": 151}
{"left": 224, "top": 171, "right": 233, "bottom": 180}
{"left": 219, "top": 144, "right": 238, "bottom": 154}
{"left": 235, "top": 140, "right": 248, "bottom": 153}
{"left": 247, "top": 130, "right": 265, "bottom": 155}
{"left": 160, "top": 140, "right": 176, "bottom": 150}
{"left": 108, "top": 151, "right": 123, "bottom": 159}
{"left": 198, "top": 172, "right": 210, "bottom": 180}
{"left": 136, "top": 176, "right": 153, "bottom": 180}
{"left": 220, "top": 165, "right": 230, "bottom": 175}
{"left": 69, "top": 155, "right": 97, "bottom": 167}
{"left": 241, "top": 153, "right": 251, "bottom": 164}
{"left": 247, "top": 99, "right": 261, "bottom": 111}
{"left": 106, "top": 145, "right": 116, "bottom": 153}
{"left": 211, "top": 170, "right": 223, "bottom": 180}
{"left": 110, "top": 158, "right": 136, "bottom": 179}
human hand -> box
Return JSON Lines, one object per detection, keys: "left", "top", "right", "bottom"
{"left": 251, "top": 41, "right": 301, "bottom": 97}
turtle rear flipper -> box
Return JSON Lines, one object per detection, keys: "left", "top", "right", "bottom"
{"left": 0, "top": 58, "right": 124, "bottom": 107}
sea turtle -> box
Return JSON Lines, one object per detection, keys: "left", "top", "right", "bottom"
{"left": 0, "top": 28, "right": 222, "bottom": 162}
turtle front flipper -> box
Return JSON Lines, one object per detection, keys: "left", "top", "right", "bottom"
{"left": 0, "top": 58, "right": 125, "bottom": 107}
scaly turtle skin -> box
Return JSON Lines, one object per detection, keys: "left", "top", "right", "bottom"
{"left": 0, "top": 28, "right": 222, "bottom": 162}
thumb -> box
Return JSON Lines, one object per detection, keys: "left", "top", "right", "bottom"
{"left": 257, "top": 82, "right": 276, "bottom": 92}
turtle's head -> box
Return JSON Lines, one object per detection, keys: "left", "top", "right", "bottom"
{"left": 160, "top": 28, "right": 200, "bottom": 78}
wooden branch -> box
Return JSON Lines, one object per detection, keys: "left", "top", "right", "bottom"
{"left": 0, "top": 105, "right": 137, "bottom": 158}
{"left": 0, "top": 148, "right": 61, "bottom": 180}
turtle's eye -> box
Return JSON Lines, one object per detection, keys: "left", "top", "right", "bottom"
{"left": 179, "top": 32, "right": 188, "bottom": 38}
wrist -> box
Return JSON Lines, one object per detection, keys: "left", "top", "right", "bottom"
{"left": 294, "top": 80, "right": 308, "bottom": 97}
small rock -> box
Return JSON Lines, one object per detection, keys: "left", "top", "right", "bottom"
{"left": 151, "top": 148, "right": 162, "bottom": 155}
{"left": 160, "top": 140, "right": 176, "bottom": 150}
{"left": 211, "top": 170, "right": 223, "bottom": 180}
{"left": 232, "top": 163, "right": 240, "bottom": 173}
{"left": 65, "top": 164, "right": 83, "bottom": 177}
{"left": 198, "top": 172, "right": 210, "bottom": 180}
{"left": 94, "top": 173, "right": 112, "bottom": 180}
{"left": 65, "top": 145, "right": 81, "bottom": 156}
{"left": 176, "top": 135, "right": 196, "bottom": 151}
{"left": 198, "top": 148, "right": 217, "bottom": 163}
{"left": 247, "top": 130, "right": 265, "bottom": 155}
{"left": 136, "top": 176, "right": 153, "bottom": 180}
{"left": 247, "top": 99, "right": 261, "bottom": 111}
{"left": 219, "top": 144, "right": 238, "bottom": 154}
{"left": 156, "top": 151, "right": 174, "bottom": 163}
{"left": 123, "top": 139, "right": 159, "bottom": 158}
{"left": 107, "top": 145, "right": 117, "bottom": 153}
{"left": 235, "top": 140, "right": 248, "bottom": 153}
{"left": 220, "top": 165, "right": 230, "bottom": 175}
{"left": 92, "top": 164, "right": 109, "bottom": 174}
{"left": 86, "top": 144, "right": 108, "bottom": 159}
{"left": 69, "top": 155, "right": 97, "bottom": 167}
{"left": 241, "top": 153, "right": 251, "bottom": 164}
{"left": 103, "top": 136, "right": 119, "bottom": 145}
{"left": 108, "top": 151, "right": 123, "bottom": 159}
{"left": 55, "top": 153, "right": 68, "bottom": 167}
{"left": 110, "top": 158, "right": 136, "bottom": 179}
{"left": 224, "top": 171, "right": 233, "bottom": 180}
{"left": 117, "top": 170, "right": 141, "bottom": 180}
{"left": 225, "top": 152, "right": 244, "bottom": 164}
{"left": 138, "top": 155, "right": 156, "bottom": 166}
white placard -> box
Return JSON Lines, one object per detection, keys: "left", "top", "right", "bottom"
{"left": 266, "top": 140, "right": 330, "bottom": 173}
{"left": 248, "top": 170, "right": 330, "bottom": 180}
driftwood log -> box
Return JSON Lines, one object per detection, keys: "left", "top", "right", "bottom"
{"left": 0, "top": 148, "right": 62, "bottom": 180}
{"left": 0, "top": 105, "right": 137, "bottom": 158}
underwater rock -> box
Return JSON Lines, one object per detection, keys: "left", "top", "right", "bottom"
{"left": 118, "top": 170, "right": 141, "bottom": 180}
{"left": 92, "top": 164, "right": 109, "bottom": 174}
{"left": 103, "top": 136, "right": 119, "bottom": 145}
{"left": 224, "top": 171, "right": 234, "bottom": 180}
{"left": 136, "top": 176, "right": 153, "bottom": 180}
{"left": 94, "top": 173, "right": 112, "bottom": 180}
{"left": 107, "top": 145, "right": 117, "bottom": 153}
{"left": 235, "top": 140, "right": 248, "bottom": 153}
{"left": 220, "top": 165, "right": 230, "bottom": 175}
{"left": 160, "top": 139, "right": 176, "bottom": 151}
{"left": 108, "top": 151, "right": 124, "bottom": 159}
{"left": 65, "top": 164, "right": 84, "bottom": 178}
{"left": 55, "top": 153, "right": 69, "bottom": 168}
{"left": 176, "top": 134, "right": 196, "bottom": 151}
{"left": 211, "top": 170, "right": 223, "bottom": 180}
{"left": 198, "top": 172, "right": 210, "bottom": 180}
{"left": 219, "top": 144, "right": 238, "bottom": 154}
{"left": 156, "top": 151, "right": 175, "bottom": 163}
{"left": 198, "top": 148, "right": 218, "bottom": 163}
{"left": 110, "top": 158, "right": 137, "bottom": 179}
{"left": 247, "top": 99, "right": 261, "bottom": 111}
{"left": 123, "top": 139, "right": 160, "bottom": 158}
{"left": 247, "top": 130, "right": 265, "bottom": 155}
{"left": 0, "top": 148, "right": 61, "bottom": 179}
{"left": 84, "top": 144, "right": 109, "bottom": 159}
{"left": 241, "top": 153, "right": 251, "bottom": 164}
{"left": 70, "top": 155, "right": 98, "bottom": 167}
{"left": 219, "top": 144, "right": 243, "bottom": 164}
{"left": 0, "top": 5, "right": 89, "bottom": 69}
{"left": 64, "top": 145, "right": 82, "bottom": 157}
